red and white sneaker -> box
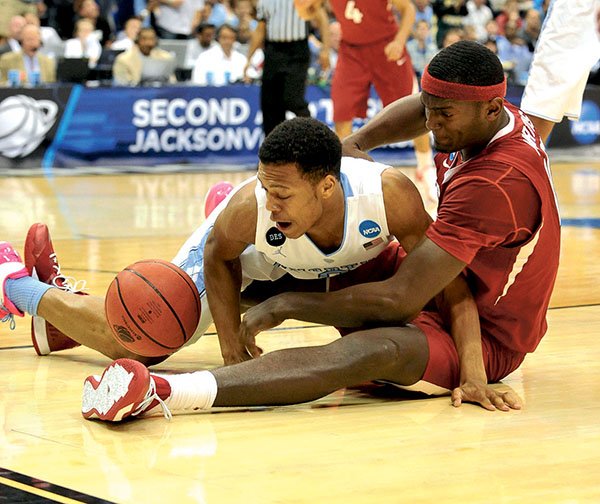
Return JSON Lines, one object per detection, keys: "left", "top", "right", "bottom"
{"left": 203, "top": 181, "right": 233, "bottom": 218}
{"left": 0, "top": 242, "right": 28, "bottom": 329}
{"left": 24, "top": 223, "right": 85, "bottom": 355}
{"left": 82, "top": 359, "right": 172, "bottom": 422}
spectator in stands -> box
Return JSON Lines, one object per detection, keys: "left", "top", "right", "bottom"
{"left": 65, "top": 18, "right": 103, "bottom": 67}
{"left": 234, "top": 0, "right": 256, "bottom": 29}
{"left": 23, "top": 12, "right": 63, "bottom": 59}
{"left": 112, "top": 16, "right": 143, "bottom": 51}
{"left": 185, "top": 22, "right": 216, "bottom": 68}
{"left": 432, "top": 0, "right": 468, "bottom": 48}
{"left": 0, "top": 0, "right": 38, "bottom": 40}
{"left": 484, "top": 18, "right": 501, "bottom": 42}
{"left": 0, "top": 16, "right": 26, "bottom": 56}
{"left": 206, "top": 0, "right": 239, "bottom": 28}
{"left": 414, "top": 0, "right": 434, "bottom": 27}
{"left": 406, "top": 20, "right": 438, "bottom": 79}
{"left": 75, "top": 0, "right": 114, "bottom": 46}
{"left": 113, "top": 27, "right": 176, "bottom": 85}
{"left": 150, "top": 0, "right": 204, "bottom": 39}
{"left": 0, "top": 24, "right": 56, "bottom": 84}
{"left": 495, "top": 0, "right": 523, "bottom": 35}
{"left": 519, "top": 7, "right": 542, "bottom": 52}
{"left": 234, "top": 0, "right": 257, "bottom": 51}
{"left": 465, "top": 0, "right": 494, "bottom": 42}
{"left": 483, "top": 36, "right": 498, "bottom": 55}
{"left": 496, "top": 19, "right": 532, "bottom": 84}
{"left": 441, "top": 27, "right": 464, "bottom": 48}
{"left": 191, "top": 23, "right": 246, "bottom": 85}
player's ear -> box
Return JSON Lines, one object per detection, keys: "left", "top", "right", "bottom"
{"left": 486, "top": 96, "right": 505, "bottom": 121}
{"left": 320, "top": 174, "right": 337, "bottom": 199}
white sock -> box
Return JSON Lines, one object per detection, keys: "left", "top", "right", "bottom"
{"left": 415, "top": 150, "right": 434, "bottom": 172}
{"left": 160, "top": 371, "right": 218, "bottom": 411}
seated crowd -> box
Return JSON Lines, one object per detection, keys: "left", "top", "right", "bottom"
{"left": 0, "top": 0, "right": 588, "bottom": 88}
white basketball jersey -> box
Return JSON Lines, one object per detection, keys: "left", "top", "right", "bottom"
{"left": 241, "top": 157, "right": 393, "bottom": 281}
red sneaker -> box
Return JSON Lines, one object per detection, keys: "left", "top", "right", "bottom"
{"left": 0, "top": 242, "right": 28, "bottom": 329}
{"left": 203, "top": 181, "right": 233, "bottom": 218}
{"left": 82, "top": 359, "right": 172, "bottom": 422}
{"left": 24, "top": 223, "right": 84, "bottom": 355}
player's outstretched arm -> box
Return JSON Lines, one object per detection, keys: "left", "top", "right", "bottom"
{"left": 240, "top": 237, "right": 467, "bottom": 339}
{"left": 342, "top": 94, "right": 428, "bottom": 157}
{"left": 204, "top": 183, "right": 259, "bottom": 365}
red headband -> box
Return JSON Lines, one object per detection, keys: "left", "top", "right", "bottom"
{"left": 421, "top": 65, "right": 506, "bottom": 101}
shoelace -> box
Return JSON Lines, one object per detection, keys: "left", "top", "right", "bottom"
{"left": 50, "top": 254, "right": 87, "bottom": 293}
{"left": 132, "top": 377, "right": 173, "bottom": 421}
{"left": 1, "top": 312, "right": 16, "bottom": 330}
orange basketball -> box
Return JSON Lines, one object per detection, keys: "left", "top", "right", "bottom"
{"left": 105, "top": 259, "right": 201, "bottom": 357}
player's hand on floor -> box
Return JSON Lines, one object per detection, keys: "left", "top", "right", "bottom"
{"left": 239, "top": 297, "right": 285, "bottom": 347}
{"left": 451, "top": 381, "right": 522, "bottom": 411}
{"left": 223, "top": 345, "right": 262, "bottom": 366}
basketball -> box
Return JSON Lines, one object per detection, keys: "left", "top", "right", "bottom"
{"left": 105, "top": 259, "right": 201, "bottom": 357}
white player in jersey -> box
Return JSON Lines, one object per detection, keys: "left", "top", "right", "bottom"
{"left": 521, "top": 0, "right": 600, "bottom": 143}
{"left": 190, "top": 117, "right": 437, "bottom": 364}
{"left": 174, "top": 156, "right": 398, "bottom": 351}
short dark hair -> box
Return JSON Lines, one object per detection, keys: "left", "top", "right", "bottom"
{"left": 136, "top": 27, "right": 156, "bottom": 43}
{"left": 195, "top": 22, "right": 216, "bottom": 35}
{"left": 427, "top": 40, "right": 504, "bottom": 87}
{"left": 217, "top": 23, "right": 237, "bottom": 38}
{"left": 259, "top": 118, "right": 342, "bottom": 183}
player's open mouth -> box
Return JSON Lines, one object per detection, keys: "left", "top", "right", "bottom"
{"left": 276, "top": 221, "right": 292, "bottom": 231}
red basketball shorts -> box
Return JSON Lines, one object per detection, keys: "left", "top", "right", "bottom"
{"left": 331, "top": 39, "right": 416, "bottom": 123}
{"left": 329, "top": 242, "right": 526, "bottom": 392}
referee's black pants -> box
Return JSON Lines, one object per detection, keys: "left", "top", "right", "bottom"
{"left": 261, "top": 40, "right": 311, "bottom": 137}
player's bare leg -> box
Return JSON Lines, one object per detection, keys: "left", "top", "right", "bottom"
{"left": 211, "top": 326, "right": 429, "bottom": 405}
{"left": 37, "top": 289, "right": 161, "bottom": 363}
{"left": 82, "top": 327, "right": 430, "bottom": 421}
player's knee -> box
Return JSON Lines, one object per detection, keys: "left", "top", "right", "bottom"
{"left": 343, "top": 328, "right": 427, "bottom": 384}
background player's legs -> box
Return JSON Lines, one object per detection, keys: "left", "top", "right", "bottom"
{"left": 335, "top": 120, "right": 353, "bottom": 140}
{"left": 211, "top": 326, "right": 429, "bottom": 406}
{"left": 261, "top": 47, "right": 287, "bottom": 137}
{"left": 331, "top": 43, "right": 370, "bottom": 141}
{"left": 37, "top": 289, "right": 163, "bottom": 363}
{"left": 282, "top": 57, "right": 310, "bottom": 119}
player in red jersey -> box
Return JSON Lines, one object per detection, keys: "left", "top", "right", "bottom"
{"left": 239, "top": 41, "right": 559, "bottom": 399}
{"left": 328, "top": 0, "right": 435, "bottom": 194}
{"left": 81, "top": 41, "right": 553, "bottom": 422}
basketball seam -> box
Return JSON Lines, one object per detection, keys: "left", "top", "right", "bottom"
{"left": 124, "top": 268, "right": 189, "bottom": 347}
{"left": 135, "top": 260, "right": 202, "bottom": 315}
{"left": 113, "top": 276, "right": 177, "bottom": 351}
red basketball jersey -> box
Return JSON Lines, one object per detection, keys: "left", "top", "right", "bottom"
{"left": 330, "top": 0, "right": 399, "bottom": 45}
{"left": 426, "top": 103, "right": 560, "bottom": 353}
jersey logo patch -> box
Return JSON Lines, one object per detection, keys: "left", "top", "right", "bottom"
{"left": 266, "top": 227, "right": 286, "bottom": 247}
{"left": 359, "top": 220, "right": 381, "bottom": 238}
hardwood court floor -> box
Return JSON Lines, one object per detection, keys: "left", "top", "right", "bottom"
{"left": 1, "top": 163, "right": 600, "bottom": 503}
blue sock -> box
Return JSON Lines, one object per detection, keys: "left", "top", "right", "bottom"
{"left": 5, "top": 277, "right": 53, "bottom": 316}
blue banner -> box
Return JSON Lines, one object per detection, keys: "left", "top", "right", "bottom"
{"left": 46, "top": 84, "right": 414, "bottom": 168}
{"left": 2, "top": 83, "right": 599, "bottom": 170}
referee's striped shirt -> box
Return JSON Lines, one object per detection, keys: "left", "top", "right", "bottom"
{"left": 256, "top": 0, "right": 309, "bottom": 42}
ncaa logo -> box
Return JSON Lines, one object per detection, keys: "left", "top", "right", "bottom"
{"left": 359, "top": 220, "right": 381, "bottom": 238}
{"left": 570, "top": 100, "right": 600, "bottom": 145}
{"left": 0, "top": 95, "right": 58, "bottom": 158}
